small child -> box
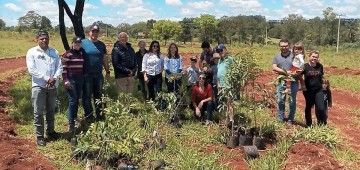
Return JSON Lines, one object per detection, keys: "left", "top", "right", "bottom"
{"left": 184, "top": 56, "right": 200, "bottom": 91}
{"left": 284, "top": 43, "right": 306, "bottom": 94}
{"left": 322, "top": 78, "right": 332, "bottom": 124}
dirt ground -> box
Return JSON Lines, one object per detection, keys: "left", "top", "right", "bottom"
{"left": 284, "top": 141, "right": 342, "bottom": 170}
{"left": 0, "top": 58, "right": 56, "bottom": 170}
{"left": 1, "top": 55, "right": 360, "bottom": 169}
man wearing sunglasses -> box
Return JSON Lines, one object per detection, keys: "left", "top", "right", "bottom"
{"left": 81, "top": 23, "right": 110, "bottom": 121}
{"left": 26, "top": 31, "right": 63, "bottom": 146}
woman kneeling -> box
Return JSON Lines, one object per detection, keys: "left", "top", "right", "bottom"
{"left": 191, "top": 73, "right": 214, "bottom": 122}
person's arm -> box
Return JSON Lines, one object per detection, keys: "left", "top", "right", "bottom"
{"left": 160, "top": 54, "right": 164, "bottom": 73}
{"left": 61, "top": 51, "right": 70, "bottom": 83}
{"left": 132, "top": 48, "right": 137, "bottom": 76}
{"left": 26, "top": 49, "right": 50, "bottom": 82}
{"left": 53, "top": 49, "right": 63, "bottom": 81}
{"left": 178, "top": 56, "right": 183, "bottom": 73}
{"left": 142, "top": 53, "right": 149, "bottom": 82}
{"left": 164, "top": 57, "right": 171, "bottom": 74}
{"left": 111, "top": 47, "right": 131, "bottom": 75}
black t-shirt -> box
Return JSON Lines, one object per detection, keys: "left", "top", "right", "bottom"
{"left": 302, "top": 63, "right": 324, "bottom": 91}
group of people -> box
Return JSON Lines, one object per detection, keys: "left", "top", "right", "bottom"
{"left": 272, "top": 39, "right": 332, "bottom": 127}
{"left": 25, "top": 23, "right": 236, "bottom": 146}
{"left": 25, "top": 23, "right": 332, "bottom": 147}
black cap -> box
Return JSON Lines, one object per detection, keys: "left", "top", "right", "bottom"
{"left": 90, "top": 23, "right": 100, "bottom": 31}
{"left": 72, "top": 36, "right": 82, "bottom": 43}
{"left": 201, "top": 42, "right": 210, "bottom": 48}
{"left": 37, "top": 30, "right": 48, "bottom": 37}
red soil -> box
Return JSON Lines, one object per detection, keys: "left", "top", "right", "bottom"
{"left": 284, "top": 141, "right": 342, "bottom": 170}
{"left": 0, "top": 58, "right": 56, "bottom": 170}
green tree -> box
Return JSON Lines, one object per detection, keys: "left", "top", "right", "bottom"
{"left": 18, "top": 11, "right": 42, "bottom": 28}
{"left": 193, "top": 14, "right": 218, "bottom": 42}
{"left": 179, "top": 17, "right": 195, "bottom": 44}
{"left": 40, "top": 16, "right": 52, "bottom": 30}
{"left": 281, "top": 14, "right": 307, "bottom": 44}
{"left": 322, "top": 7, "right": 337, "bottom": 46}
{"left": 130, "top": 22, "right": 148, "bottom": 38}
{"left": 150, "top": 20, "right": 182, "bottom": 45}
{"left": 0, "top": 19, "right": 6, "bottom": 29}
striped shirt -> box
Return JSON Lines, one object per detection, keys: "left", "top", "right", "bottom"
{"left": 62, "top": 49, "right": 84, "bottom": 83}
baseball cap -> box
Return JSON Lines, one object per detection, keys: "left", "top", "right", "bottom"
{"left": 90, "top": 23, "right": 100, "bottom": 31}
{"left": 217, "top": 44, "right": 226, "bottom": 50}
{"left": 201, "top": 42, "right": 210, "bottom": 48}
{"left": 37, "top": 30, "right": 49, "bottom": 37}
{"left": 72, "top": 36, "right": 82, "bottom": 43}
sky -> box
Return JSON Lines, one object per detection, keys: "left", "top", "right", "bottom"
{"left": 1, "top": 0, "right": 359, "bottom": 27}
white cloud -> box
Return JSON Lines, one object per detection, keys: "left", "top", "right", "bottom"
{"left": 334, "top": 6, "right": 358, "bottom": 14}
{"left": 4, "top": 3, "right": 22, "bottom": 12}
{"left": 180, "top": 8, "right": 196, "bottom": 15}
{"left": 188, "top": 1, "right": 214, "bottom": 10}
{"left": 165, "top": 0, "right": 183, "bottom": 6}
{"left": 219, "top": 0, "right": 262, "bottom": 9}
{"left": 117, "top": 6, "right": 155, "bottom": 19}
{"left": 101, "top": 0, "right": 126, "bottom": 6}
{"left": 84, "top": 4, "right": 98, "bottom": 10}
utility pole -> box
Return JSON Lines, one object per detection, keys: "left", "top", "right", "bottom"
{"left": 336, "top": 14, "right": 343, "bottom": 53}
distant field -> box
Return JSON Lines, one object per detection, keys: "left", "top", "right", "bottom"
{"left": 1, "top": 31, "right": 359, "bottom": 71}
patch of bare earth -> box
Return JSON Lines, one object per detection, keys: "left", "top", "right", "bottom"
{"left": 0, "top": 57, "right": 56, "bottom": 170}
{"left": 284, "top": 141, "right": 342, "bottom": 170}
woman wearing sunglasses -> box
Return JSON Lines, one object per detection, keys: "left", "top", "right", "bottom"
{"left": 142, "top": 40, "right": 164, "bottom": 101}
{"left": 191, "top": 73, "right": 214, "bottom": 122}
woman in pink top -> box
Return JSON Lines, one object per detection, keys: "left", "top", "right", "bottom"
{"left": 191, "top": 73, "right": 214, "bottom": 122}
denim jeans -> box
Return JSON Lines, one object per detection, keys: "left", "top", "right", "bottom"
{"left": 165, "top": 77, "right": 181, "bottom": 93}
{"left": 147, "top": 74, "right": 162, "bottom": 101}
{"left": 82, "top": 73, "right": 104, "bottom": 118}
{"left": 31, "top": 87, "right": 57, "bottom": 138}
{"left": 191, "top": 101, "right": 214, "bottom": 121}
{"left": 303, "top": 89, "right": 325, "bottom": 126}
{"left": 276, "top": 81, "right": 299, "bottom": 122}
{"left": 66, "top": 77, "right": 84, "bottom": 125}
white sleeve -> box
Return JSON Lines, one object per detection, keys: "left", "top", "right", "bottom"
{"left": 53, "top": 49, "right": 63, "bottom": 79}
{"left": 142, "top": 53, "right": 148, "bottom": 72}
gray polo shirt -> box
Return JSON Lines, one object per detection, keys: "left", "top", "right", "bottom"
{"left": 272, "top": 53, "right": 294, "bottom": 71}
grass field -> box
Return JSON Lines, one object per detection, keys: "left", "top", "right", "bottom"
{"left": 3, "top": 30, "right": 360, "bottom": 169}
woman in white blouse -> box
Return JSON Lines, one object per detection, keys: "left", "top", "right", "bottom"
{"left": 142, "top": 40, "right": 164, "bottom": 101}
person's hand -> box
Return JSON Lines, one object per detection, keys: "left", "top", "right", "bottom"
{"left": 195, "top": 107, "right": 201, "bottom": 117}
{"left": 105, "top": 72, "right": 110, "bottom": 82}
{"left": 144, "top": 75, "right": 149, "bottom": 84}
{"left": 198, "top": 101, "right": 203, "bottom": 109}
{"left": 128, "top": 70, "right": 133, "bottom": 77}
{"left": 64, "top": 81, "right": 73, "bottom": 89}
{"left": 48, "top": 77, "right": 55, "bottom": 85}
{"left": 328, "top": 107, "right": 332, "bottom": 110}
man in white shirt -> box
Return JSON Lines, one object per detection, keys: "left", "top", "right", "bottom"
{"left": 26, "top": 31, "right": 63, "bottom": 146}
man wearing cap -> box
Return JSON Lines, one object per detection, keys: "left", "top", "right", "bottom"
{"left": 81, "top": 23, "right": 110, "bottom": 121}
{"left": 111, "top": 32, "right": 136, "bottom": 94}
{"left": 62, "top": 36, "right": 84, "bottom": 132}
{"left": 26, "top": 31, "right": 63, "bottom": 146}
{"left": 216, "top": 44, "right": 236, "bottom": 128}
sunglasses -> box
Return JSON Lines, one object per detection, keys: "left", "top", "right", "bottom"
{"left": 91, "top": 30, "right": 99, "bottom": 33}
{"left": 152, "top": 45, "right": 159, "bottom": 48}
{"left": 199, "top": 77, "right": 206, "bottom": 80}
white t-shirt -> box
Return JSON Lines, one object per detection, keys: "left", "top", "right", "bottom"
{"left": 292, "top": 54, "right": 304, "bottom": 68}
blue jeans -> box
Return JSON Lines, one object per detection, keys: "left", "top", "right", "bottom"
{"left": 31, "top": 87, "right": 57, "bottom": 138}
{"left": 66, "top": 77, "right": 84, "bottom": 125}
{"left": 276, "top": 81, "right": 299, "bottom": 122}
{"left": 82, "top": 73, "right": 104, "bottom": 118}
{"left": 191, "top": 101, "right": 214, "bottom": 121}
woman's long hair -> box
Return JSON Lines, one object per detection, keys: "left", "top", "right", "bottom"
{"left": 148, "top": 40, "right": 161, "bottom": 58}
{"left": 167, "top": 43, "right": 180, "bottom": 59}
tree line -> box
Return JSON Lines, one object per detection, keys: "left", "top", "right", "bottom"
{"left": 1, "top": 7, "right": 359, "bottom": 48}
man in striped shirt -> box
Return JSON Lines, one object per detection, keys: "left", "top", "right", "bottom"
{"left": 62, "top": 36, "right": 84, "bottom": 132}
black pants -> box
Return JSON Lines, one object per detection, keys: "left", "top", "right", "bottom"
{"left": 303, "top": 89, "right": 326, "bottom": 126}
{"left": 190, "top": 101, "right": 214, "bottom": 121}
{"left": 147, "top": 74, "right": 162, "bottom": 101}
{"left": 165, "top": 77, "right": 182, "bottom": 93}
